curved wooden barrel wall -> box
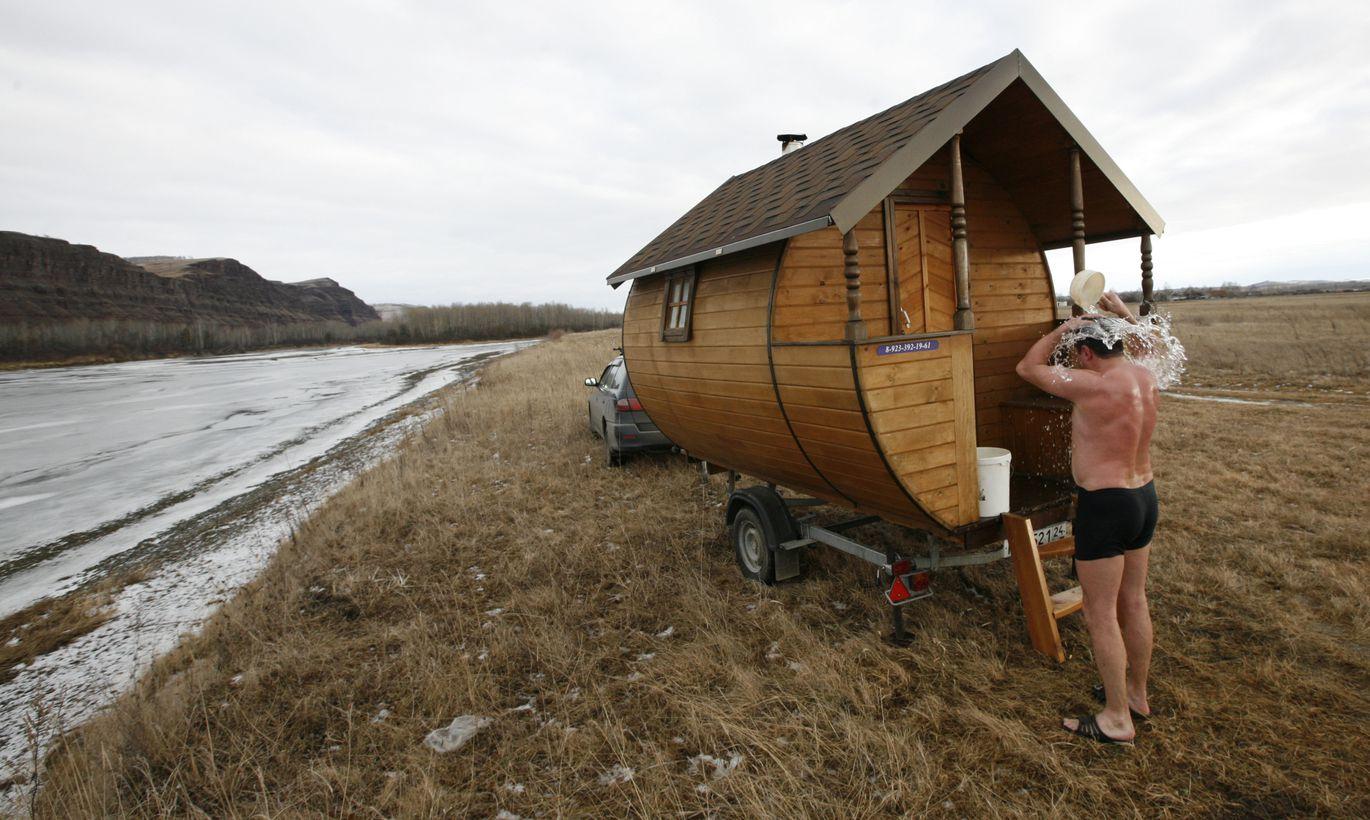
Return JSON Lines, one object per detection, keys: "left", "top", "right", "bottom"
{"left": 623, "top": 149, "right": 1056, "bottom": 534}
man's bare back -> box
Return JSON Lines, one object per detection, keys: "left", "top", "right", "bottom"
{"left": 1069, "top": 360, "right": 1157, "bottom": 490}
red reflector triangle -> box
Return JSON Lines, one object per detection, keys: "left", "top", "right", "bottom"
{"left": 887, "top": 575, "right": 912, "bottom": 604}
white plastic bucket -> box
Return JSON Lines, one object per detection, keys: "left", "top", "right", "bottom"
{"left": 976, "top": 447, "right": 1012, "bottom": 517}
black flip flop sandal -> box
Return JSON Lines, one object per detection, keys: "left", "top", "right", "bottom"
{"left": 1092, "top": 683, "right": 1151, "bottom": 722}
{"left": 1062, "top": 714, "right": 1134, "bottom": 746}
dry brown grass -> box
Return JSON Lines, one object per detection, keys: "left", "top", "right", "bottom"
{"left": 1166, "top": 292, "right": 1370, "bottom": 393}
{"left": 30, "top": 329, "right": 1370, "bottom": 816}
{"left": 0, "top": 589, "right": 119, "bottom": 686}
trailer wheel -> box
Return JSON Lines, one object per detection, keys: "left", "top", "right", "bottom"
{"left": 731, "top": 507, "right": 775, "bottom": 584}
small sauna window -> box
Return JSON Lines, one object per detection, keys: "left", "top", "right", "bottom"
{"left": 660, "top": 267, "right": 696, "bottom": 342}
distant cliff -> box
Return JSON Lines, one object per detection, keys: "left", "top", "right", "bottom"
{"left": 0, "top": 232, "right": 379, "bottom": 327}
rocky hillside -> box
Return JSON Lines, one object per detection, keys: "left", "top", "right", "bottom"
{"left": 1, "top": 232, "right": 379, "bottom": 327}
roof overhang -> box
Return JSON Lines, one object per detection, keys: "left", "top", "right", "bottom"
{"left": 606, "top": 216, "right": 833, "bottom": 287}
{"left": 609, "top": 50, "right": 1164, "bottom": 288}
{"left": 829, "top": 50, "right": 1164, "bottom": 238}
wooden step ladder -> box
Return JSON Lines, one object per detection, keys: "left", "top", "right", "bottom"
{"left": 1003, "top": 513, "right": 1082, "bottom": 662}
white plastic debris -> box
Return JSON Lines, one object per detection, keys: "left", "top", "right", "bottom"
{"left": 229, "top": 673, "right": 245, "bottom": 686}
{"left": 423, "top": 714, "right": 491, "bottom": 753}
{"left": 655, "top": 626, "right": 675, "bottom": 638}
{"left": 688, "top": 753, "right": 744, "bottom": 781}
{"left": 598, "top": 765, "right": 635, "bottom": 785}
{"left": 635, "top": 652, "right": 655, "bottom": 662}
{"left": 371, "top": 707, "right": 391, "bottom": 724}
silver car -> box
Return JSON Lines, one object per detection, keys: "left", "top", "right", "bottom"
{"left": 584, "top": 355, "right": 672, "bottom": 466}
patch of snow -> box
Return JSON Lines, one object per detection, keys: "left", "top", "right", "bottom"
{"left": 598, "top": 764, "right": 635, "bottom": 786}
{"left": 688, "top": 752, "right": 743, "bottom": 781}
{"left": 423, "top": 714, "right": 491, "bottom": 753}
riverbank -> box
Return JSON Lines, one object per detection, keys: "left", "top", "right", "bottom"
{"left": 0, "top": 337, "right": 537, "bottom": 372}
{"left": 22, "top": 330, "right": 1369, "bottom": 816}
{"left": 0, "top": 341, "right": 530, "bottom": 795}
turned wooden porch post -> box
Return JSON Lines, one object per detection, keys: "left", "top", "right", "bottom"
{"left": 950, "top": 133, "right": 974, "bottom": 330}
{"left": 1069, "top": 146, "right": 1086, "bottom": 316}
{"left": 843, "top": 229, "right": 867, "bottom": 342}
{"left": 1139, "top": 233, "right": 1155, "bottom": 316}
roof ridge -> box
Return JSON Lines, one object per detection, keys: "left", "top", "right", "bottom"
{"left": 720, "top": 52, "right": 1013, "bottom": 188}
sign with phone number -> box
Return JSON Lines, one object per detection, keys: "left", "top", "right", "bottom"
{"left": 876, "top": 339, "right": 939, "bottom": 356}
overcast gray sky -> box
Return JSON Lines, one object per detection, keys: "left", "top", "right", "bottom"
{"left": 2, "top": 1, "right": 1367, "bottom": 309}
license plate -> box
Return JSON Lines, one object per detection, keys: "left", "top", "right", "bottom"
{"left": 1033, "top": 520, "right": 1071, "bottom": 545}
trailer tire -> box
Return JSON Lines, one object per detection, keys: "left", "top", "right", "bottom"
{"left": 731, "top": 507, "right": 775, "bottom": 584}
{"left": 726, "top": 486, "right": 798, "bottom": 586}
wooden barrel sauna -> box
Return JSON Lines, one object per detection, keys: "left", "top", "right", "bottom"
{"left": 609, "top": 50, "right": 1163, "bottom": 541}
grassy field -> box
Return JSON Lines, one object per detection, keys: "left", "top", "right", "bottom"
{"left": 29, "top": 307, "right": 1370, "bottom": 815}
{"left": 1065, "top": 291, "right": 1370, "bottom": 395}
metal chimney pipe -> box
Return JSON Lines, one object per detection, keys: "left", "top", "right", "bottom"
{"left": 777, "top": 133, "right": 807, "bottom": 154}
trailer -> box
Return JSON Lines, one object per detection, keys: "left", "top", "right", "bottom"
{"left": 607, "top": 51, "right": 1164, "bottom": 659}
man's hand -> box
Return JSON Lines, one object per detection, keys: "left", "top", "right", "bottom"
{"left": 1099, "top": 291, "right": 1137, "bottom": 324}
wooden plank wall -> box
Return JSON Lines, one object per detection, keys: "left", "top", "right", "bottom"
{"left": 771, "top": 343, "right": 934, "bottom": 529}
{"left": 771, "top": 210, "right": 891, "bottom": 342}
{"left": 622, "top": 244, "right": 834, "bottom": 500}
{"left": 899, "top": 148, "right": 1056, "bottom": 447}
{"left": 855, "top": 334, "right": 980, "bottom": 528}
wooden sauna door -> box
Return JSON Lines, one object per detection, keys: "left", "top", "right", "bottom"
{"left": 890, "top": 204, "right": 956, "bottom": 334}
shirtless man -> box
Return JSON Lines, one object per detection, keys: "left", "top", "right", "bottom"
{"left": 1015, "top": 290, "right": 1159, "bottom": 745}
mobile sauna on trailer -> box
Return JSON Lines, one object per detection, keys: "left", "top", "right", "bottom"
{"left": 606, "top": 51, "right": 1164, "bottom": 656}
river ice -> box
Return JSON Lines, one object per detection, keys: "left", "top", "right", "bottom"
{"left": 0, "top": 341, "right": 531, "bottom": 784}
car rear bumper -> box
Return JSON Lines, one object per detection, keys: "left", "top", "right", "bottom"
{"left": 608, "top": 421, "right": 672, "bottom": 452}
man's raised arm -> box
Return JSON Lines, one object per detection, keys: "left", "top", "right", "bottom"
{"left": 1015, "top": 317, "right": 1103, "bottom": 401}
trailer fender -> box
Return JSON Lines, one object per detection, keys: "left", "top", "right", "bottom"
{"left": 724, "top": 486, "right": 803, "bottom": 582}
{"left": 725, "top": 486, "right": 797, "bottom": 544}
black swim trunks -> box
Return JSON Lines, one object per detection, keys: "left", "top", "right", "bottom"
{"left": 1073, "top": 481, "right": 1158, "bottom": 561}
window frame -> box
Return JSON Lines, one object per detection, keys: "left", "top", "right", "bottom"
{"left": 597, "top": 364, "right": 617, "bottom": 392}
{"left": 659, "top": 267, "right": 698, "bottom": 342}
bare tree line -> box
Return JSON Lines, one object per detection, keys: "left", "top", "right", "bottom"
{"left": 0, "top": 301, "right": 621, "bottom": 362}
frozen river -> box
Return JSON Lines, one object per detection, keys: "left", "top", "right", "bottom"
{"left": 0, "top": 341, "right": 530, "bottom": 777}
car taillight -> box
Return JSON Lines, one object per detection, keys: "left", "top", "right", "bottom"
{"left": 615, "top": 397, "right": 644, "bottom": 412}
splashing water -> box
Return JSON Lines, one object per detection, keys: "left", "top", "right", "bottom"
{"left": 1052, "top": 312, "right": 1187, "bottom": 389}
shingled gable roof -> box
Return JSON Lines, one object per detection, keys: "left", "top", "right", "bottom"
{"left": 608, "top": 50, "right": 1164, "bottom": 287}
